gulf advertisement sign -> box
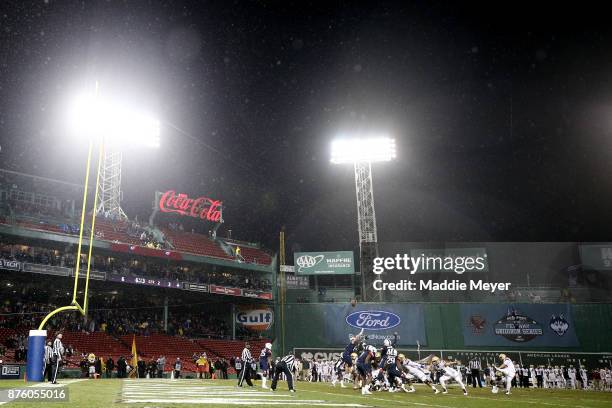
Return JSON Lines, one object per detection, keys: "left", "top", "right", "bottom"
{"left": 236, "top": 307, "right": 274, "bottom": 332}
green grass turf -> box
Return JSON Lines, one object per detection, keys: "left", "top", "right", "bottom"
{"left": 0, "top": 378, "right": 611, "bottom": 408}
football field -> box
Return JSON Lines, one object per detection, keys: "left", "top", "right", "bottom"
{"left": 0, "top": 379, "right": 611, "bottom": 407}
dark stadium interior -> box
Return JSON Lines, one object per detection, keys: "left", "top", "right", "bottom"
{"left": 1, "top": 2, "right": 612, "bottom": 251}
{"left": 0, "top": 2, "right": 611, "bottom": 404}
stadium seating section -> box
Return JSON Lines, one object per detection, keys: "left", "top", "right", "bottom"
{"left": 163, "top": 229, "right": 232, "bottom": 259}
{"left": 1, "top": 215, "right": 272, "bottom": 266}
{"left": 235, "top": 245, "right": 272, "bottom": 265}
{"left": 13, "top": 219, "right": 65, "bottom": 235}
{"left": 92, "top": 217, "right": 143, "bottom": 246}
{"left": 0, "top": 327, "right": 268, "bottom": 374}
{"left": 195, "top": 338, "right": 268, "bottom": 361}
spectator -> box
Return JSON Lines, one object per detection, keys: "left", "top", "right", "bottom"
{"left": 105, "top": 357, "right": 114, "bottom": 378}
{"left": 174, "top": 357, "right": 182, "bottom": 379}
{"left": 157, "top": 355, "right": 166, "bottom": 378}
{"left": 117, "top": 356, "right": 127, "bottom": 378}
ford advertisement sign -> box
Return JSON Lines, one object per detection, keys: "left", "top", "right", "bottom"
{"left": 345, "top": 310, "right": 401, "bottom": 331}
{"left": 315, "top": 303, "right": 426, "bottom": 346}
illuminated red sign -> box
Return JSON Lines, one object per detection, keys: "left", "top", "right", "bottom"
{"left": 159, "top": 190, "right": 222, "bottom": 222}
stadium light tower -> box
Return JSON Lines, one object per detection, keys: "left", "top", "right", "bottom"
{"left": 68, "top": 91, "right": 160, "bottom": 219}
{"left": 331, "top": 137, "right": 396, "bottom": 301}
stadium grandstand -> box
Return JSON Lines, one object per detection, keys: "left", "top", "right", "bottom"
{"left": 0, "top": 169, "right": 275, "bottom": 377}
{"left": 2, "top": 2, "right": 612, "bottom": 407}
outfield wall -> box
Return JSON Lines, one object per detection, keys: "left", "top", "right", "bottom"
{"left": 282, "top": 303, "right": 612, "bottom": 353}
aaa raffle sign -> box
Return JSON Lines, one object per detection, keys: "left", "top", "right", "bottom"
{"left": 159, "top": 190, "right": 222, "bottom": 222}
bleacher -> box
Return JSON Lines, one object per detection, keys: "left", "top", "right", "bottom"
{"left": 236, "top": 246, "right": 272, "bottom": 265}
{"left": 12, "top": 219, "right": 66, "bottom": 235}
{"left": 0, "top": 327, "right": 19, "bottom": 345}
{"left": 163, "top": 229, "right": 232, "bottom": 260}
{"left": 0, "top": 322, "right": 271, "bottom": 376}
{"left": 196, "top": 338, "right": 269, "bottom": 361}
{"left": 1, "top": 204, "right": 275, "bottom": 268}
{"left": 92, "top": 217, "right": 143, "bottom": 246}
{"left": 61, "top": 331, "right": 131, "bottom": 360}
{"left": 119, "top": 334, "right": 207, "bottom": 372}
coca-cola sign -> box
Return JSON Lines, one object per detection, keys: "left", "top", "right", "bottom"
{"left": 159, "top": 190, "right": 222, "bottom": 222}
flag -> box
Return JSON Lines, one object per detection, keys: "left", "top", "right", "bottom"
{"left": 129, "top": 335, "right": 138, "bottom": 378}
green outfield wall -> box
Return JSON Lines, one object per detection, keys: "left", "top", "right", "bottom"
{"left": 280, "top": 302, "right": 612, "bottom": 353}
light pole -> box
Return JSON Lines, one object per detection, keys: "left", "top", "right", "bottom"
{"left": 331, "top": 137, "right": 396, "bottom": 301}
{"left": 67, "top": 90, "right": 160, "bottom": 219}
{"left": 27, "top": 85, "right": 161, "bottom": 382}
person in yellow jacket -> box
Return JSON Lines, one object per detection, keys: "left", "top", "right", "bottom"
{"left": 196, "top": 355, "right": 207, "bottom": 379}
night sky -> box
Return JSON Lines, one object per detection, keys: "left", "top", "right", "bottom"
{"left": 1, "top": 1, "right": 611, "bottom": 251}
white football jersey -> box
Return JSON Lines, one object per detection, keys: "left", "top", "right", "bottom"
{"left": 404, "top": 360, "right": 423, "bottom": 370}
{"left": 438, "top": 360, "right": 459, "bottom": 377}
{"left": 503, "top": 358, "right": 515, "bottom": 372}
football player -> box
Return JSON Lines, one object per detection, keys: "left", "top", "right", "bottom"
{"left": 399, "top": 354, "right": 440, "bottom": 394}
{"left": 333, "top": 328, "right": 364, "bottom": 387}
{"left": 431, "top": 356, "right": 468, "bottom": 396}
{"left": 357, "top": 345, "right": 377, "bottom": 395}
{"left": 492, "top": 354, "right": 516, "bottom": 395}
{"left": 259, "top": 342, "right": 272, "bottom": 389}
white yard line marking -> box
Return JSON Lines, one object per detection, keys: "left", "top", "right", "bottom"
{"left": 442, "top": 393, "right": 597, "bottom": 408}
{"left": 29, "top": 379, "right": 87, "bottom": 387}
{"left": 122, "top": 398, "right": 368, "bottom": 406}
{"left": 297, "top": 388, "right": 454, "bottom": 408}
{"left": 120, "top": 379, "right": 370, "bottom": 406}
{"left": 123, "top": 392, "right": 285, "bottom": 397}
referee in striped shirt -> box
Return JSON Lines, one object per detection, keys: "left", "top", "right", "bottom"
{"left": 51, "top": 333, "right": 64, "bottom": 384}
{"left": 469, "top": 357, "right": 482, "bottom": 388}
{"left": 271, "top": 354, "right": 296, "bottom": 392}
{"left": 237, "top": 342, "right": 254, "bottom": 387}
{"left": 44, "top": 341, "right": 53, "bottom": 382}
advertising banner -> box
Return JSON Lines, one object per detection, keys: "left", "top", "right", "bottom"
{"left": 0, "top": 258, "right": 20, "bottom": 271}
{"left": 23, "top": 263, "right": 70, "bottom": 277}
{"left": 294, "top": 251, "right": 354, "bottom": 275}
{"left": 183, "top": 283, "right": 209, "bottom": 292}
{"left": 579, "top": 244, "right": 612, "bottom": 270}
{"left": 210, "top": 285, "right": 242, "bottom": 296}
{"left": 0, "top": 365, "right": 20, "bottom": 379}
{"left": 285, "top": 274, "right": 309, "bottom": 289}
{"left": 157, "top": 190, "right": 222, "bottom": 223}
{"left": 292, "top": 348, "right": 612, "bottom": 369}
{"left": 235, "top": 307, "right": 274, "bottom": 332}
{"left": 294, "top": 348, "right": 343, "bottom": 362}
{"left": 461, "top": 304, "right": 579, "bottom": 347}
{"left": 241, "top": 289, "right": 273, "bottom": 300}
{"left": 320, "top": 303, "right": 426, "bottom": 346}
{"left": 73, "top": 269, "right": 106, "bottom": 281}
